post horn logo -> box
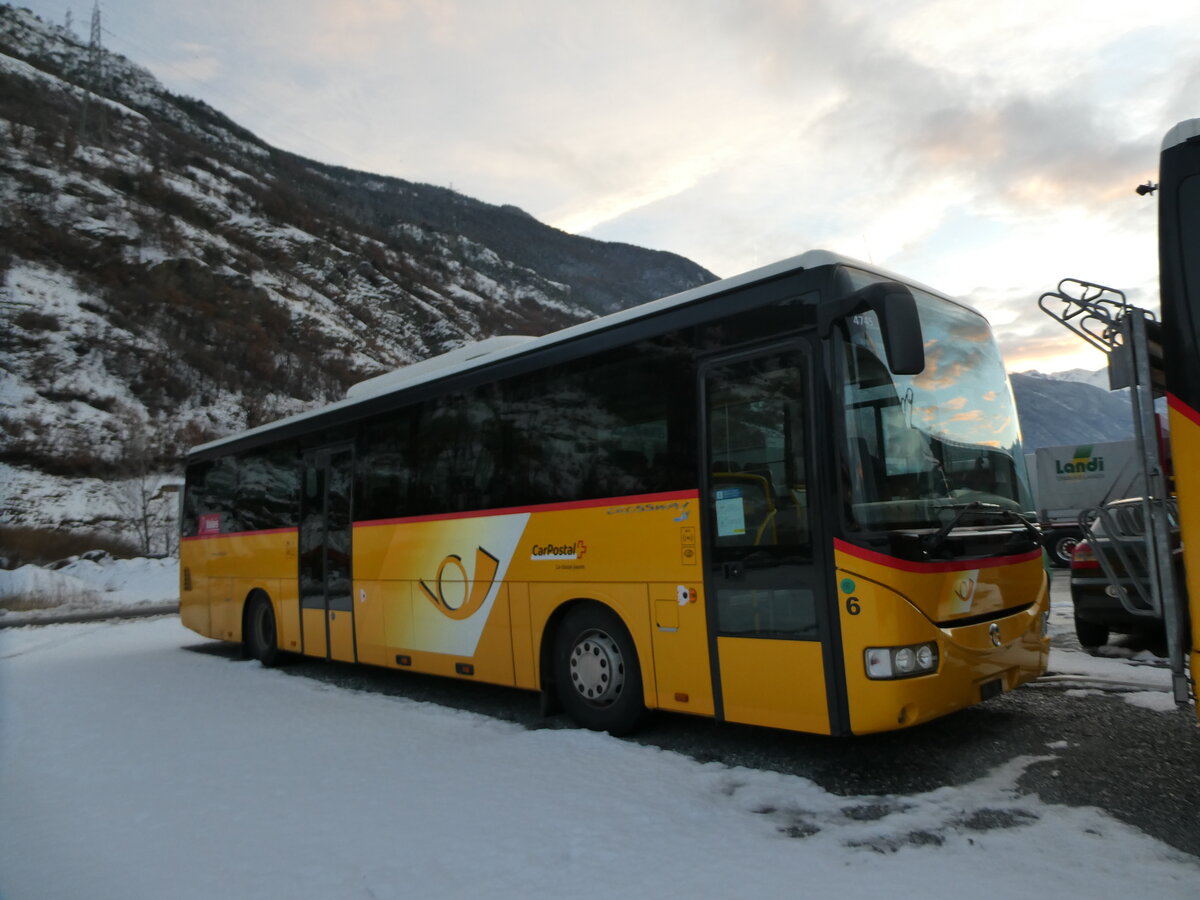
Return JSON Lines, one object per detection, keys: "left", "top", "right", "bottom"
{"left": 418, "top": 546, "right": 500, "bottom": 620}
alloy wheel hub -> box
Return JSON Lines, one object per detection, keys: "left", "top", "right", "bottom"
{"left": 569, "top": 629, "right": 625, "bottom": 706}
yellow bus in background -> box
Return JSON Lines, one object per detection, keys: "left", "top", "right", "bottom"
{"left": 180, "top": 250, "right": 1049, "bottom": 736}
{"left": 1154, "top": 120, "right": 1200, "bottom": 720}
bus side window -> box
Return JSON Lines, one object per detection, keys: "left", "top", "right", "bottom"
{"left": 498, "top": 337, "right": 694, "bottom": 506}
{"left": 235, "top": 444, "right": 298, "bottom": 532}
{"left": 411, "top": 389, "right": 503, "bottom": 515}
{"left": 201, "top": 458, "right": 239, "bottom": 533}
{"left": 181, "top": 461, "right": 213, "bottom": 537}
{"left": 358, "top": 410, "right": 418, "bottom": 521}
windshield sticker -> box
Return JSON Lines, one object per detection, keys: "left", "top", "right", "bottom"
{"left": 714, "top": 488, "right": 746, "bottom": 537}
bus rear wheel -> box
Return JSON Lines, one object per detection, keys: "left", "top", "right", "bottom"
{"left": 245, "top": 593, "right": 281, "bottom": 667}
{"left": 553, "top": 603, "right": 645, "bottom": 736}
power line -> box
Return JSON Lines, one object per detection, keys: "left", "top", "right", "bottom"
{"left": 79, "top": 1, "right": 107, "bottom": 143}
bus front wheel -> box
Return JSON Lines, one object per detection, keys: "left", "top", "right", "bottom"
{"left": 244, "top": 593, "right": 281, "bottom": 667}
{"left": 553, "top": 603, "right": 645, "bottom": 736}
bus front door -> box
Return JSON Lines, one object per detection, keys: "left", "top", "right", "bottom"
{"left": 299, "top": 446, "right": 357, "bottom": 663}
{"left": 701, "top": 346, "right": 833, "bottom": 734}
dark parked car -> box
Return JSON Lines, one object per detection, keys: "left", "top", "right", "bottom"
{"left": 1068, "top": 498, "right": 1182, "bottom": 649}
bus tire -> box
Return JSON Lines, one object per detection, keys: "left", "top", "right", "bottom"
{"left": 1074, "top": 615, "right": 1109, "bottom": 650}
{"left": 245, "top": 592, "right": 281, "bottom": 667}
{"left": 553, "top": 603, "right": 646, "bottom": 736}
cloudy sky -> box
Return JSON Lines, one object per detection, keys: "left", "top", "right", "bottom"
{"left": 23, "top": 0, "right": 1200, "bottom": 373}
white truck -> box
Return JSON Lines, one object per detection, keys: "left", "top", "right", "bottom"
{"left": 1027, "top": 439, "right": 1143, "bottom": 566}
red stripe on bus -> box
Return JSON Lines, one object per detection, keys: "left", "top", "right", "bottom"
{"left": 181, "top": 526, "right": 298, "bottom": 542}
{"left": 1167, "top": 391, "right": 1200, "bottom": 427}
{"left": 354, "top": 489, "right": 701, "bottom": 528}
{"left": 833, "top": 538, "right": 1042, "bottom": 573}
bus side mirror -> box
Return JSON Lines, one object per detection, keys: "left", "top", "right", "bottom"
{"left": 819, "top": 281, "right": 925, "bottom": 375}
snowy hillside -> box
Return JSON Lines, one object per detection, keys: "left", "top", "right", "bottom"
{"left": 1044, "top": 367, "right": 1113, "bottom": 391}
{"left": 1010, "top": 370, "right": 1135, "bottom": 450}
{"left": 0, "top": 5, "right": 713, "bottom": 537}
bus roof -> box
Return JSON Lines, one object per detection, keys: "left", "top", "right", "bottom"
{"left": 1163, "top": 119, "right": 1200, "bottom": 152}
{"left": 190, "top": 249, "right": 942, "bottom": 457}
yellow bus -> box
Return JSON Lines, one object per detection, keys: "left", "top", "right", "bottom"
{"left": 180, "top": 250, "right": 1048, "bottom": 736}
{"left": 1154, "top": 119, "right": 1200, "bottom": 719}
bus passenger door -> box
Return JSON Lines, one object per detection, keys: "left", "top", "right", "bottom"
{"left": 299, "top": 446, "right": 357, "bottom": 663}
{"left": 701, "top": 346, "right": 832, "bottom": 734}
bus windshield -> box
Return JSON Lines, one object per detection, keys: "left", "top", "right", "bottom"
{"left": 838, "top": 273, "right": 1031, "bottom": 534}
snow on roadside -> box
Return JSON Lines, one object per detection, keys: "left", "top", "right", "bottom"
{"left": 0, "top": 564, "right": 101, "bottom": 608}
{"left": 1049, "top": 645, "right": 1173, "bottom": 688}
{"left": 0, "top": 554, "right": 177, "bottom": 622}
{"left": 1120, "top": 691, "right": 1181, "bottom": 712}
{"left": 53, "top": 554, "right": 177, "bottom": 598}
{"left": 1045, "top": 571, "right": 1180, "bottom": 709}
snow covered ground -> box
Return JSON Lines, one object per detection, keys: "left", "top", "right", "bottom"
{"left": 2, "top": 616, "right": 1197, "bottom": 899}
{"left": 1042, "top": 575, "right": 1179, "bottom": 711}
{"left": 0, "top": 570, "right": 1196, "bottom": 898}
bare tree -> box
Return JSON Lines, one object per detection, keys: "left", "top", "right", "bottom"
{"left": 106, "top": 410, "right": 180, "bottom": 557}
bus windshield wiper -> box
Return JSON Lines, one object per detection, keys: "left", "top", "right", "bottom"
{"left": 922, "top": 502, "right": 1040, "bottom": 555}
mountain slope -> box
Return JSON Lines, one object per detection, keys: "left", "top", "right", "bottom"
{"left": 0, "top": 4, "right": 714, "bottom": 490}
{"left": 1010, "top": 371, "right": 1134, "bottom": 450}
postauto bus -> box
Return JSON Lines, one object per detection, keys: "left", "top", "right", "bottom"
{"left": 180, "top": 250, "right": 1048, "bottom": 736}
{"left": 1155, "top": 119, "right": 1200, "bottom": 719}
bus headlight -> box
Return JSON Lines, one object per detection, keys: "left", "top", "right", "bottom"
{"left": 916, "top": 643, "right": 935, "bottom": 670}
{"left": 864, "top": 642, "right": 939, "bottom": 679}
